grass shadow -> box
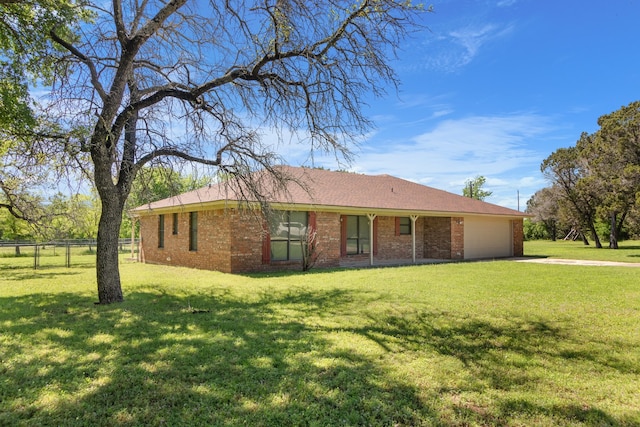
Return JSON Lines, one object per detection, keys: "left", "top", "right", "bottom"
{"left": 345, "top": 308, "right": 637, "bottom": 426}
{"left": 2, "top": 260, "right": 638, "bottom": 426}
{"left": 241, "top": 266, "right": 355, "bottom": 279}
{"left": 0, "top": 269, "right": 85, "bottom": 281}
{"left": 612, "top": 245, "right": 640, "bottom": 259}
{"left": 0, "top": 289, "right": 438, "bottom": 426}
{"left": 500, "top": 399, "right": 636, "bottom": 427}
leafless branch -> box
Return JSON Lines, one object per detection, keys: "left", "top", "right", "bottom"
{"left": 50, "top": 29, "right": 109, "bottom": 102}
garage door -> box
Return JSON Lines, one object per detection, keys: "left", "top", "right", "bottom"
{"left": 464, "top": 216, "right": 513, "bottom": 259}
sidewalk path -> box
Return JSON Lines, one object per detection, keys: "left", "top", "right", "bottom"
{"left": 513, "top": 258, "right": 640, "bottom": 267}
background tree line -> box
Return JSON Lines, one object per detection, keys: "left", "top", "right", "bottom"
{"left": 0, "top": 166, "right": 206, "bottom": 242}
{"left": 525, "top": 100, "right": 640, "bottom": 248}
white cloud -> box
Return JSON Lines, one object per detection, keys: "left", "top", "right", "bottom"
{"left": 245, "top": 113, "right": 554, "bottom": 210}
{"left": 449, "top": 23, "right": 515, "bottom": 67}
{"left": 432, "top": 109, "right": 454, "bottom": 119}
{"left": 358, "top": 114, "right": 547, "bottom": 173}
{"left": 418, "top": 22, "right": 515, "bottom": 72}
{"left": 339, "top": 113, "right": 554, "bottom": 209}
{"left": 496, "top": 0, "right": 518, "bottom": 7}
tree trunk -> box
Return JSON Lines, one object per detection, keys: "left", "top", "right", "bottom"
{"left": 588, "top": 223, "right": 602, "bottom": 248}
{"left": 92, "top": 97, "right": 138, "bottom": 304}
{"left": 616, "top": 211, "right": 627, "bottom": 241}
{"left": 580, "top": 231, "right": 589, "bottom": 245}
{"left": 95, "top": 191, "right": 125, "bottom": 304}
{"left": 609, "top": 211, "right": 618, "bottom": 249}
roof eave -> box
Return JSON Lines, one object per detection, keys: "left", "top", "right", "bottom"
{"left": 131, "top": 200, "right": 529, "bottom": 219}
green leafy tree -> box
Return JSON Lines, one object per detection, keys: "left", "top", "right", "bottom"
{"left": 121, "top": 166, "right": 208, "bottom": 237}
{"left": 585, "top": 101, "right": 640, "bottom": 248}
{"left": 0, "top": 208, "right": 34, "bottom": 241}
{"left": 0, "top": 205, "right": 36, "bottom": 254}
{"left": 45, "top": 193, "right": 100, "bottom": 240}
{"left": 1, "top": 0, "right": 91, "bottom": 221}
{"left": 538, "top": 101, "right": 640, "bottom": 248}
{"left": 522, "top": 218, "right": 548, "bottom": 240}
{"left": 462, "top": 175, "right": 493, "bottom": 201}
{"left": 1, "top": 0, "right": 97, "bottom": 248}
{"left": 0, "top": 0, "right": 84, "bottom": 133}
{"left": 541, "top": 141, "right": 604, "bottom": 248}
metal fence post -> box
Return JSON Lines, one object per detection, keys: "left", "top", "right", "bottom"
{"left": 33, "top": 245, "right": 40, "bottom": 270}
{"left": 66, "top": 243, "right": 71, "bottom": 268}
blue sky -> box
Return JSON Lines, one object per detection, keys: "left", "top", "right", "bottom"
{"left": 293, "top": 0, "right": 640, "bottom": 210}
{"left": 35, "top": 1, "right": 638, "bottom": 210}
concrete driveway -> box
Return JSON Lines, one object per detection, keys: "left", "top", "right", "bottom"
{"left": 513, "top": 258, "right": 640, "bottom": 267}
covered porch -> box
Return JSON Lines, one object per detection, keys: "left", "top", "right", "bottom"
{"left": 337, "top": 212, "right": 466, "bottom": 268}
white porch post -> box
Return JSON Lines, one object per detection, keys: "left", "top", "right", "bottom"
{"left": 367, "top": 213, "right": 377, "bottom": 266}
{"left": 410, "top": 215, "right": 419, "bottom": 263}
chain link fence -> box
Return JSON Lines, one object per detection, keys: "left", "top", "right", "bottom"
{"left": 0, "top": 239, "right": 139, "bottom": 269}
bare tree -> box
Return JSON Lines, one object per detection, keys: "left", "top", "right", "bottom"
{"left": 301, "top": 227, "right": 319, "bottom": 272}
{"left": 526, "top": 186, "right": 562, "bottom": 241}
{"left": 45, "top": 0, "right": 426, "bottom": 304}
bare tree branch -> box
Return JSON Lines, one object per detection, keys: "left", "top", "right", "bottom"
{"left": 0, "top": 202, "right": 27, "bottom": 220}
{"left": 33, "top": 0, "right": 426, "bottom": 303}
{"left": 137, "top": 147, "right": 223, "bottom": 168}
{"left": 112, "top": 0, "right": 128, "bottom": 44}
{"left": 50, "top": 29, "right": 109, "bottom": 102}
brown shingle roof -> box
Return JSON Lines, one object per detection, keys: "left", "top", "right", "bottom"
{"left": 132, "top": 165, "right": 527, "bottom": 218}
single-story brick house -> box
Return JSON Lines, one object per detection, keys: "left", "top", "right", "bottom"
{"left": 131, "top": 166, "right": 527, "bottom": 273}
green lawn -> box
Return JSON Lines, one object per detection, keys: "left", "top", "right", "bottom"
{"left": 525, "top": 239, "right": 640, "bottom": 263}
{"left": 1, "top": 245, "right": 639, "bottom": 426}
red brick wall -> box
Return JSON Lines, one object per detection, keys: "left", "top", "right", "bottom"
{"left": 197, "top": 210, "right": 345, "bottom": 273}
{"left": 140, "top": 210, "right": 235, "bottom": 272}
{"left": 229, "top": 210, "right": 268, "bottom": 273}
{"left": 314, "top": 212, "right": 341, "bottom": 268}
{"left": 376, "top": 216, "right": 424, "bottom": 260}
{"left": 209, "top": 209, "right": 233, "bottom": 272}
{"left": 141, "top": 210, "right": 478, "bottom": 272}
{"left": 422, "top": 216, "right": 464, "bottom": 260}
{"left": 512, "top": 219, "right": 524, "bottom": 257}
{"left": 142, "top": 209, "right": 274, "bottom": 274}
{"left": 451, "top": 217, "right": 464, "bottom": 260}
{"left": 144, "top": 209, "right": 298, "bottom": 273}
{"left": 424, "top": 217, "right": 452, "bottom": 259}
